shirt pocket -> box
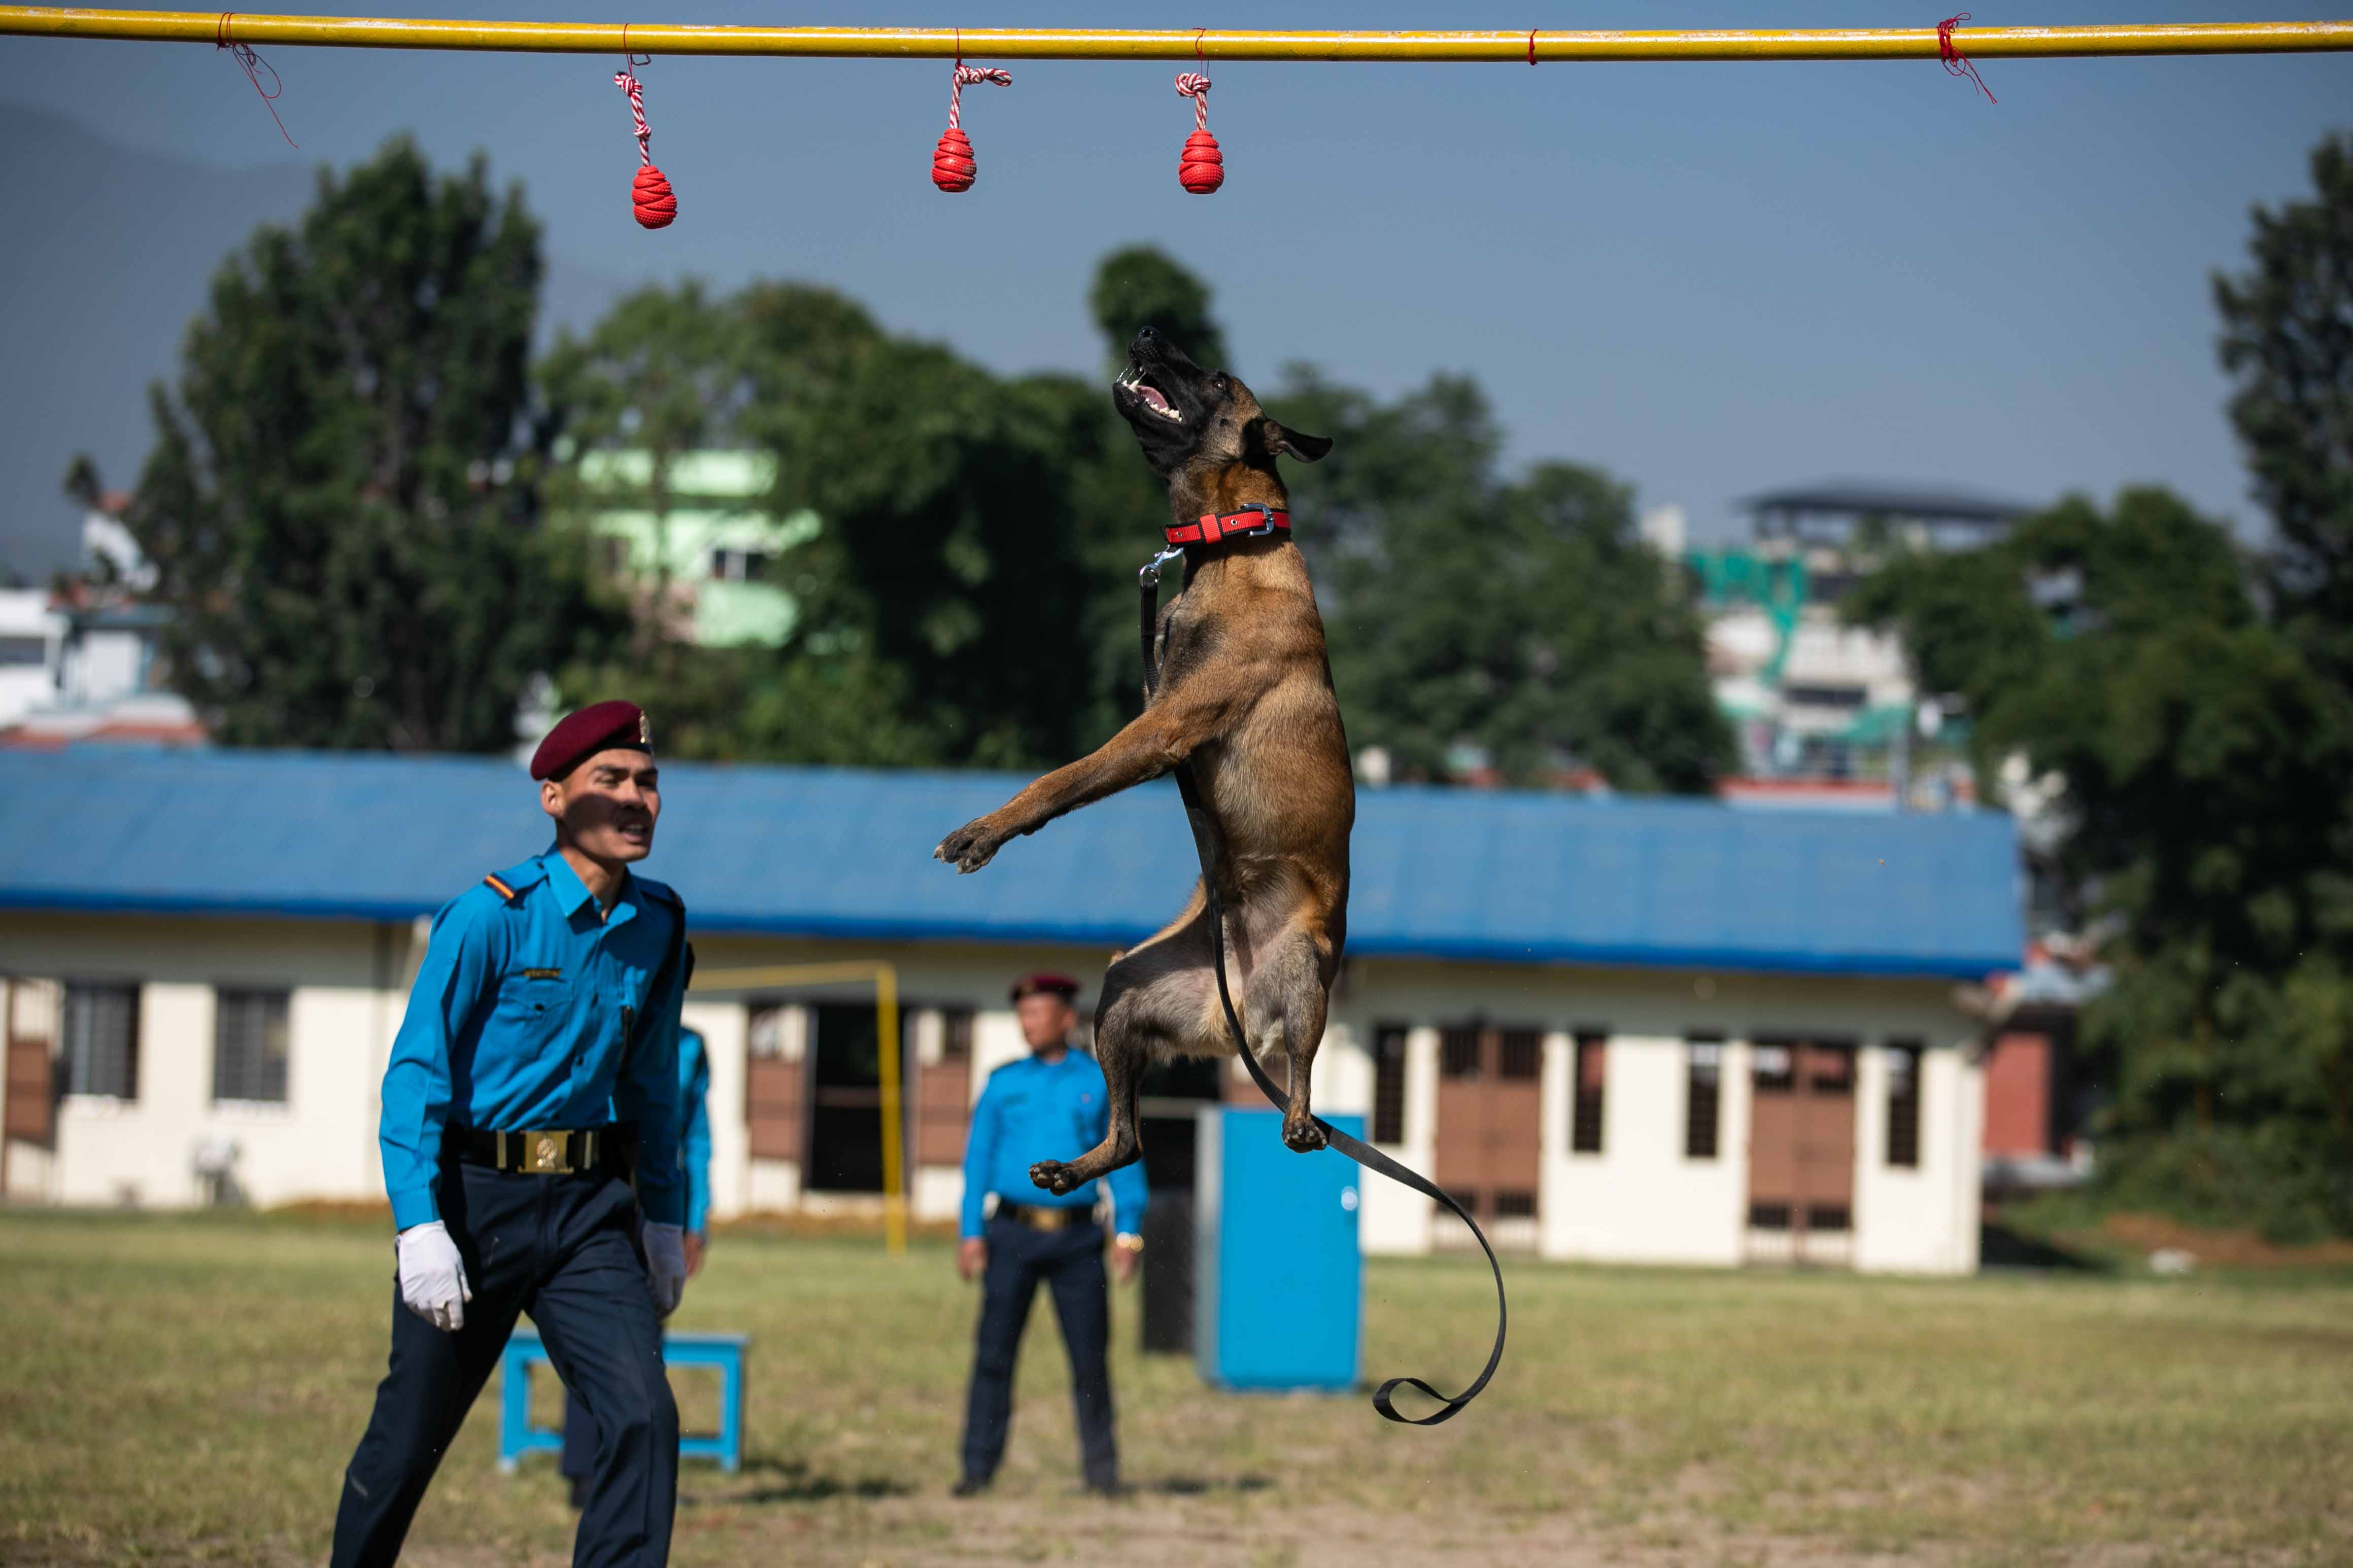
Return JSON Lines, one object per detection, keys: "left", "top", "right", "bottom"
{"left": 492, "top": 971, "right": 577, "bottom": 1057}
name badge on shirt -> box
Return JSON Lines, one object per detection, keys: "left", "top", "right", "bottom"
{"left": 520, "top": 968, "right": 563, "bottom": 980}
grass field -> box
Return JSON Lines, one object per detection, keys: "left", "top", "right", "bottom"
{"left": 4, "top": 1210, "right": 2352, "bottom": 1567}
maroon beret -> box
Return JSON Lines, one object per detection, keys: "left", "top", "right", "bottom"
{"left": 1009, "top": 972, "right": 1081, "bottom": 1004}
{"left": 530, "top": 700, "right": 652, "bottom": 782}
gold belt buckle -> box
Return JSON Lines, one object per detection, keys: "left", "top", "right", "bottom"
{"left": 530, "top": 1133, "right": 564, "bottom": 1173}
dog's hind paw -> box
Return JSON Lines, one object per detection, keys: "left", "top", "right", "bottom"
{"left": 1281, "top": 1117, "right": 1328, "bottom": 1154}
{"left": 1029, "top": 1160, "right": 1082, "bottom": 1196}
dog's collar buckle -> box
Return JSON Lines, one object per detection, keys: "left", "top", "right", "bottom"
{"left": 1164, "top": 505, "right": 1288, "bottom": 548}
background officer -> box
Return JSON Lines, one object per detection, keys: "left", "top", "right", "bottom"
{"left": 954, "top": 973, "right": 1146, "bottom": 1498}
{"left": 563, "top": 1022, "right": 712, "bottom": 1507}
{"left": 331, "top": 700, "right": 692, "bottom": 1568}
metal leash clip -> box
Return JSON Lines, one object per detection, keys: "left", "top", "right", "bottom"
{"left": 1138, "top": 544, "right": 1184, "bottom": 589}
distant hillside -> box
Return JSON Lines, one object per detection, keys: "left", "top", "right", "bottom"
{"left": 1, "top": 106, "right": 622, "bottom": 579}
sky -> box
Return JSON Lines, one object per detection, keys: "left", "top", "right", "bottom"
{"left": 2, "top": 1, "right": 2347, "bottom": 575}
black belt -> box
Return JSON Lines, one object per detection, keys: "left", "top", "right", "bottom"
{"left": 450, "top": 1123, "right": 625, "bottom": 1175}
{"left": 997, "top": 1201, "right": 1094, "bottom": 1232}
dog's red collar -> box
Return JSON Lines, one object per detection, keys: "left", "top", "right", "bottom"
{"left": 1165, "top": 504, "right": 1289, "bottom": 548}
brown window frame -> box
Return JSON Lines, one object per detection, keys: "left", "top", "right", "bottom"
{"left": 1685, "top": 1035, "right": 1724, "bottom": 1160}
{"left": 1439, "top": 1024, "right": 1483, "bottom": 1081}
{"left": 1371, "top": 1023, "right": 1409, "bottom": 1145}
{"left": 1886, "top": 1039, "right": 1923, "bottom": 1169}
{"left": 1570, "top": 1030, "right": 1607, "bottom": 1154}
{"left": 1497, "top": 1028, "right": 1543, "bottom": 1082}
{"left": 940, "top": 1007, "right": 974, "bottom": 1058}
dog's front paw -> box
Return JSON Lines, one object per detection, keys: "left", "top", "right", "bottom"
{"left": 933, "top": 817, "right": 1005, "bottom": 875}
{"left": 1029, "top": 1160, "right": 1083, "bottom": 1196}
{"left": 1282, "top": 1116, "right": 1328, "bottom": 1154}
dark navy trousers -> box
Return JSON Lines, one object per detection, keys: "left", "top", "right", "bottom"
{"left": 332, "top": 1162, "right": 677, "bottom": 1568}
{"left": 959, "top": 1214, "right": 1118, "bottom": 1487}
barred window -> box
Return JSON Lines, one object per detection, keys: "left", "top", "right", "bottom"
{"left": 1886, "top": 1040, "right": 1923, "bottom": 1168}
{"left": 1571, "top": 1031, "right": 1607, "bottom": 1154}
{"left": 1371, "top": 1024, "right": 1409, "bottom": 1144}
{"left": 1493, "top": 1190, "right": 1538, "bottom": 1219}
{"left": 213, "top": 989, "right": 291, "bottom": 1104}
{"left": 941, "top": 1007, "right": 974, "bottom": 1058}
{"left": 1440, "top": 1025, "right": 1483, "bottom": 1080}
{"left": 62, "top": 982, "right": 140, "bottom": 1100}
{"left": 1685, "top": 1037, "right": 1723, "bottom": 1160}
{"left": 1497, "top": 1028, "right": 1543, "bottom": 1082}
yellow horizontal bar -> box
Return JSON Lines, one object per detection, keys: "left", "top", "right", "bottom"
{"left": 3, "top": 9, "right": 2350, "bottom": 60}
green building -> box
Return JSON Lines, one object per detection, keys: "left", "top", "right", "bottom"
{"left": 569, "top": 449, "right": 818, "bottom": 648}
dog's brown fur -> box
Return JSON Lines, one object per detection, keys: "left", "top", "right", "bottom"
{"left": 933, "top": 327, "right": 1353, "bottom": 1191}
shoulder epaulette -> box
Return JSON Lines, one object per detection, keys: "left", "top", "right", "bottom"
{"left": 479, "top": 860, "right": 550, "bottom": 905}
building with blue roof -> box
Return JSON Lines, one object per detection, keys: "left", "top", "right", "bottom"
{"left": 0, "top": 747, "right": 2018, "bottom": 1273}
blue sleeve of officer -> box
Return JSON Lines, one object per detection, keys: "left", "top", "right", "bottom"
{"left": 379, "top": 894, "right": 501, "bottom": 1231}
{"left": 615, "top": 909, "right": 688, "bottom": 1227}
{"left": 679, "top": 1030, "right": 712, "bottom": 1235}
{"left": 960, "top": 1072, "right": 1001, "bottom": 1240}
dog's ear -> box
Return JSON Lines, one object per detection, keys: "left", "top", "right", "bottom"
{"left": 1253, "top": 418, "right": 1333, "bottom": 464}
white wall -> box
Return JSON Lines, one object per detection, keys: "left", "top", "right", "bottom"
{"left": 1546, "top": 1036, "right": 1752, "bottom": 1267}
{"left": 2, "top": 915, "right": 1988, "bottom": 1272}
{"left": 683, "top": 999, "right": 747, "bottom": 1223}
{"left": 1853, "top": 1042, "right": 1984, "bottom": 1274}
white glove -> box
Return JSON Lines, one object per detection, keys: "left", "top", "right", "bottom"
{"left": 642, "top": 1221, "right": 687, "bottom": 1317}
{"left": 396, "top": 1221, "right": 472, "bottom": 1333}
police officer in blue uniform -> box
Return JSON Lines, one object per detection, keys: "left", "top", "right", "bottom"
{"left": 562, "top": 1023, "right": 712, "bottom": 1506}
{"left": 954, "top": 973, "right": 1147, "bottom": 1497}
{"left": 331, "top": 701, "right": 692, "bottom": 1568}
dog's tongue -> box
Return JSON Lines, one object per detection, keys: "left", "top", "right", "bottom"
{"left": 1138, "top": 384, "right": 1173, "bottom": 413}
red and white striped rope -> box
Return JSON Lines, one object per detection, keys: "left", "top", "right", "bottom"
{"left": 1175, "top": 71, "right": 1211, "bottom": 130}
{"left": 614, "top": 65, "right": 652, "bottom": 164}
{"left": 947, "top": 62, "right": 1011, "bottom": 131}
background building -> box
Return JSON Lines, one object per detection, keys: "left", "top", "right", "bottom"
{"left": 0, "top": 748, "right": 2020, "bottom": 1272}
{"left": 565, "top": 449, "right": 818, "bottom": 649}
{"left": 0, "top": 492, "right": 200, "bottom": 748}
{"left": 1687, "top": 480, "right": 2031, "bottom": 808}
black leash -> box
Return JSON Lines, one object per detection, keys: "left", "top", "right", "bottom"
{"left": 1138, "top": 547, "right": 1507, "bottom": 1425}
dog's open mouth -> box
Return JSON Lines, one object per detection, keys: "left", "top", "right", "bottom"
{"left": 1116, "top": 367, "right": 1182, "bottom": 423}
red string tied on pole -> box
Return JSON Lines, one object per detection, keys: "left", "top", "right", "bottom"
{"left": 933, "top": 60, "right": 1011, "bottom": 192}
{"left": 1174, "top": 72, "right": 1221, "bottom": 194}
{"left": 215, "top": 13, "right": 298, "bottom": 147}
{"left": 1937, "top": 13, "right": 1997, "bottom": 104}
{"left": 615, "top": 53, "right": 676, "bottom": 229}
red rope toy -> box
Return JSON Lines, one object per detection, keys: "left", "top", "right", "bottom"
{"left": 1938, "top": 13, "right": 1997, "bottom": 104}
{"left": 933, "top": 43, "right": 1012, "bottom": 192}
{"left": 615, "top": 45, "right": 676, "bottom": 229}
{"left": 1175, "top": 71, "right": 1221, "bottom": 194}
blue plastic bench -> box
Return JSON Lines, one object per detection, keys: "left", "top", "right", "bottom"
{"left": 497, "top": 1329, "right": 747, "bottom": 1474}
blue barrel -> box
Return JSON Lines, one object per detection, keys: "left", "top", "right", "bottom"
{"left": 1193, "top": 1107, "right": 1364, "bottom": 1392}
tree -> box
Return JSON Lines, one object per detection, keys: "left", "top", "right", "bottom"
{"left": 539, "top": 281, "right": 749, "bottom": 617}
{"left": 2215, "top": 133, "right": 2353, "bottom": 679}
{"left": 1849, "top": 487, "right": 2353, "bottom": 1235}
{"left": 119, "top": 136, "right": 621, "bottom": 752}
{"left": 1088, "top": 245, "right": 1229, "bottom": 372}
{"left": 1277, "top": 371, "right": 1732, "bottom": 791}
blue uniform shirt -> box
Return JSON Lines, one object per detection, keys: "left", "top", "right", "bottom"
{"left": 379, "top": 847, "right": 688, "bottom": 1231}
{"left": 678, "top": 1026, "right": 712, "bottom": 1236}
{"left": 960, "top": 1048, "right": 1147, "bottom": 1240}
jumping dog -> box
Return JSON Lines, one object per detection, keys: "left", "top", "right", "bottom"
{"left": 933, "top": 326, "right": 1347, "bottom": 1192}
